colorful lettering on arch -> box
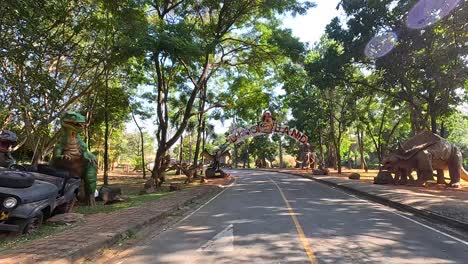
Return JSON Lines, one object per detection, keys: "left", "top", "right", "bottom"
{"left": 227, "top": 112, "right": 309, "bottom": 145}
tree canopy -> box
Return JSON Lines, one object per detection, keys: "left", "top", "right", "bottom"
{"left": 2, "top": 0, "right": 466, "bottom": 180}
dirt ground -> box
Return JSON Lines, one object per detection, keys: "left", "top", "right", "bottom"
{"left": 287, "top": 167, "right": 468, "bottom": 192}
{"left": 95, "top": 170, "right": 195, "bottom": 195}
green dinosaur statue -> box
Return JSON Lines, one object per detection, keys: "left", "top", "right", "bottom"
{"left": 50, "top": 111, "right": 97, "bottom": 206}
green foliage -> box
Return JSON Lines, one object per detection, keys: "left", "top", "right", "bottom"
{"left": 328, "top": 0, "right": 468, "bottom": 133}
{"left": 0, "top": 0, "right": 147, "bottom": 163}
{"left": 5, "top": 0, "right": 466, "bottom": 179}
{"left": 118, "top": 132, "right": 155, "bottom": 167}
{"left": 445, "top": 110, "right": 468, "bottom": 168}
{"left": 249, "top": 135, "right": 278, "bottom": 162}
{"left": 282, "top": 0, "right": 467, "bottom": 171}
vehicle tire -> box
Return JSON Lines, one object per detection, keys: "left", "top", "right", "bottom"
{"left": 17, "top": 212, "right": 44, "bottom": 235}
{"left": 0, "top": 171, "right": 35, "bottom": 188}
{"left": 55, "top": 197, "right": 76, "bottom": 214}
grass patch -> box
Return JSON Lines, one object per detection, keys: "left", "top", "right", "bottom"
{"left": 0, "top": 223, "right": 70, "bottom": 252}
{"left": 0, "top": 171, "right": 196, "bottom": 251}
{"left": 116, "top": 228, "right": 137, "bottom": 246}
{"left": 72, "top": 170, "right": 195, "bottom": 215}
{"left": 74, "top": 192, "right": 173, "bottom": 215}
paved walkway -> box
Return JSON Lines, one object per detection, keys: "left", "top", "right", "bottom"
{"left": 269, "top": 168, "right": 468, "bottom": 228}
{"left": 0, "top": 179, "right": 232, "bottom": 264}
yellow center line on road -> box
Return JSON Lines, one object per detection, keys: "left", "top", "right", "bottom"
{"left": 269, "top": 177, "right": 318, "bottom": 264}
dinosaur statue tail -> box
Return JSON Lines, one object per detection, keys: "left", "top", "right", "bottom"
{"left": 461, "top": 166, "right": 468, "bottom": 182}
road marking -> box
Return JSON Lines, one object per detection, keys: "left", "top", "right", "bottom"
{"left": 177, "top": 176, "right": 237, "bottom": 223}
{"left": 198, "top": 224, "right": 234, "bottom": 252}
{"left": 269, "top": 177, "right": 318, "bottom": 264}
{"left": 326, "top": 185, "right": 468, "bottom": 247}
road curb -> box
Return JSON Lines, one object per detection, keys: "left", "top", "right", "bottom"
{"left": 254, "top": 169, "right": 468, "bottom": 233}
{"left": 1, "top": 185, "right": 224, "bottom": 264}
{"left": 69, "top": 188, "right": 219, "bottom": 262}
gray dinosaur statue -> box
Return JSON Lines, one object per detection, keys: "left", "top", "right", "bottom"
{"left": 0, "top": 130, "right": 17, "bottom": 168}
{"left": 382, "top": 131, "right": 468, "bottom": 188}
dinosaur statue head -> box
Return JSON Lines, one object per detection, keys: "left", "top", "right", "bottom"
{"left": 61, "top": 111, "right": 86, "bottom": 131}
{"left": 382, "top": 154, "right": 400, "bottom": 171}
{"left": 0, "top": 130, "right": 17, "bottom": 152}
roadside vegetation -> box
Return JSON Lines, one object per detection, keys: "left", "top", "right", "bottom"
{"left": 1, "top": 0, "right": 466, "bottom": 195}
{"left": 0, "top": 171, "right": 192, "bottom": 250}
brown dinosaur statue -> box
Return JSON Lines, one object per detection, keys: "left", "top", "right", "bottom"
{"left": 174, "top": 162, "right": 202, "bottom": 184}
{"left": 295, "top": 143, "right": 317, "bottom": 170}
{"left": 382, "top": 131, "right": 468, "bottom": 188}
{"left": 201, "top": 147, "right": 231, "bottom": 179}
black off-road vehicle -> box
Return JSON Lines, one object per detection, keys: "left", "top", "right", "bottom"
{"left": 0, "top": 164, "right": 80, "bottom": 235}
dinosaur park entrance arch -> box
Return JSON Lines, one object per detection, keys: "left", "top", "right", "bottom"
{"left": 227, "top": 111, "right": 316, "bottom": 169}
{"left": 227, "top": 111, "right": 309, "bottom": 145}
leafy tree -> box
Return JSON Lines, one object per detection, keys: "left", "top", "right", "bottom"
{"left": 445, "top": 110, "right": 468, "bottom": 168}
{"left": 120, "top": 131, "right": 155, "bottom": 169}
{"left": 328, "top": 0, "right": 468, "bottom": 134}
{"left": 246, "top": 135, "right": 276, "bottom": 167}
{"left": 0, "top": 0, "right": 146, "bottom": 165}
{"left": 145, "top": 0, "right": 314, "bottom": 186}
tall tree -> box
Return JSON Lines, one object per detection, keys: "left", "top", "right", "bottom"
{"left": 328, "top": 0, "right": 468, "bottom": 134}
{"left": 146, "top": 0, "right": 314, "bottom": 186}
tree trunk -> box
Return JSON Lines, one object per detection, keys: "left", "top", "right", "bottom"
{"left": 31, "top": 139, "right": 43, "bottom": 165}
{"left": 103, "top": 66, "right": 110, "bottom": 186}
{"left": 188, "top": 133, "right": 193, "bottom": 163}
{"left": 409, "top": 106, "right": 427, "bottom": 135}
{"left": 326, "top": 141, "right": 334, "bottom": 168}
{"left": 278, "top": 136, "right": 284, "bottom": 168}
{"left": 357, "top": 129, "right": 368, "bottom": 172}
{"left": 193, "top": 83, "right": 207, "bottom": 171}
{"left": 177, "top": 134, "right": 183, "bottom": 175}
{"left": 193, "top": 121, "right": 202, "bottom": 169}
{"left": 318, "top": 126, "right": 325, "bottom": 166}
{"left": 234, "top": 143, "right": 238, "bottom": 168}
{"left": 84, "top": 92, "right": 97, "bottom": 148}
{"left": 132, "top": 112, "right": 146, "bottom": 179}
{"left": 151, "top": 147, "right": 166, "bottom": 186}
{"left": 428, "top": 88, "right": 438, "bottom": 133}
{"left": 202, "top": 120, "right": 207, "bottom": 150}
{"left": 247, "top": 147, "right": 251, "bottom": 168}
{"left": 440, "top": 121, "right": 446, "bottom": 138}
{"left": 328, "top": 112, "right": 338, "bottom": 170}
{"left": 430, "top": 112, "right": 437, "bottom": 134}
{"left": 335, "top": 146, "right": 342, "bottom": 174}
{"left": 200, "top": 119, "right": 206, "bottom": 174}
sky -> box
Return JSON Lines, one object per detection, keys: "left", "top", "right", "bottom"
{"left": 127, "top": 0, "right": 343, "bottom": 136}
{"left": 281, "top": 0, "right": 342, "bottom": 47}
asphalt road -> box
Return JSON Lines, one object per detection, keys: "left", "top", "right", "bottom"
{"left": 109, "top": 170, "right": 468, "bottom": 264}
